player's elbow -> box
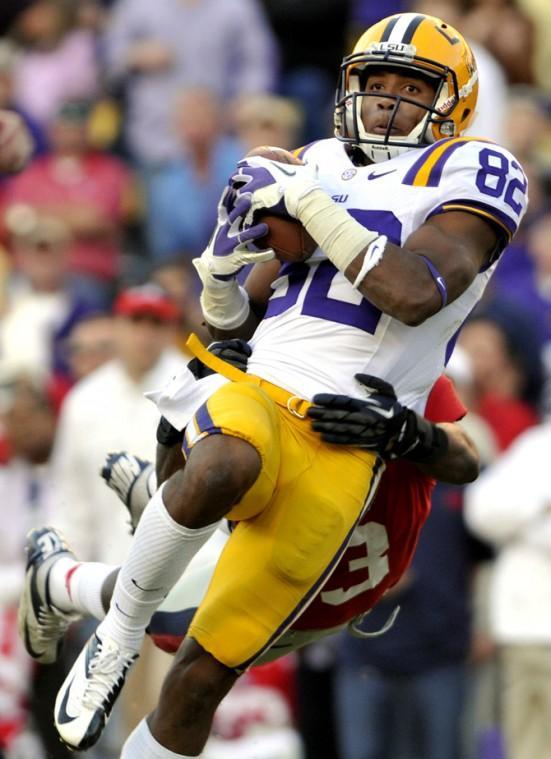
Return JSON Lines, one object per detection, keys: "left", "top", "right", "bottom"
{"left": 392, "top": 294, "right": 439, "bottom": 326}
{"left": 454, "top": 449, "right": 480, "bottom": 484}
{"left": 445, "top": 426, "right": 481, "bottom": 484}
{"left": 437, "top": 449, "right": 480, "bottom": 485}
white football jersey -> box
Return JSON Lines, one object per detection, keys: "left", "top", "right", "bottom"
{"left": 247, "top": 136, "right": 528, "bottom": 412}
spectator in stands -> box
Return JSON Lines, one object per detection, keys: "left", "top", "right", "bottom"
{"left": 231, "top": 93, "right": 304, "bottom": 153}
{"left": 146, "top": 88, "right": 243, "bottom": 261}
{"left": 2, "top": 97, "right": 139, "bottom": 308}
{"left": 63, "top": 313, "right": 116, "bottom": 382}
{"left": 0, "top": 211, "right": 97, "bottom": 389}
{"left": 261, "top": 0, "right": 350, "bottom": 143}
{"left": 0, "top": 0, "right": 34, "bottom": 35}
{"left": 457, "top": 299, "right": 543, "bottom": 450}
{"left": 0, "top": 375, "right": 62, "bottom": 758}
{"left": 502, "top": 87, "right": 551, "bottom": 167}
{"left": 461, "top": 0, "right": 535, "bottom": 85}
{"left": 465, "top": 418, "right": 551, "bottom": 759}
{"left": 517, "top": 0, "right": 551, "bottom": 93}
{"left": 0, "top": 40, "right": 47, "bottom": 157}
{"left": 102, "top": 0, "right": 276, "bottom": 165}
{"left": 347, "top": 0, "right": 407, "bottom": 33}
{"left": 46, "top": 313, "right": 117, "bottom": 411}
{"left": 49, "top": 283, "right": 186, "bottom": 565}
{"left": 9, "top": 0, "right": 99, "bottom": 127}
{"left": 497, "top": 213, "right": 551, "bottom": 413}
{"left": 0, "top": 106, "right": 35, "bottom": 177}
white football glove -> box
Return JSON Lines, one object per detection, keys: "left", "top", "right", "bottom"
{"left": 101, "top": 452, "right": 156, "bottom": 533}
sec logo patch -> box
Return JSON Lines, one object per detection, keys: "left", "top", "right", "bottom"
{"left": 341, "top": 168, "right": 357, "bottom": 180}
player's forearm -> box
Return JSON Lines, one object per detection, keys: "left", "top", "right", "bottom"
{"left": 207, "top": 308, "right": 260, "bottom": 340}
{"left": 294, "top": 188, "right": 441, "bottom": 324}
{"left": 345, "top": 244, "right": 443, "bottom": 324}
{"left": 416, "top": 421, "right": 479, "bottom": 484}
{"left": 203, "top": 264, "right": 273, "bottom": 340}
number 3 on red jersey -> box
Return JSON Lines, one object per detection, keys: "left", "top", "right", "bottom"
{"left": 321, "top": 522, "right": 390, "bottom": 605}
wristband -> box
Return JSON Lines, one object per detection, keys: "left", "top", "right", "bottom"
{"left": 403, "top": 413, "right": 449, "bottom": 462}
{"left": 419, "top": 255, "right": 448, "bottom": 308}
{"left": 352, "top": 235, "right": 387, "bottom": 288}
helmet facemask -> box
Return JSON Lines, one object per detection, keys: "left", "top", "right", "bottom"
{"left": 335, "top": 53, "right": 465, "bottom": 163}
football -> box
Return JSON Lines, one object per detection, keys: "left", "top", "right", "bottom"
{"left": 255, "top": 211, "right": 317, "bottom": 264}
{"left": 245, "top": 146, "right": 317, "bottom": 263}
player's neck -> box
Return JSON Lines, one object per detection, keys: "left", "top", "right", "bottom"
{"left": 345, "top": 145, "right": 372, "bottom": 166}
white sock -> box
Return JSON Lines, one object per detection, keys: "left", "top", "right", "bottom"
{"left": 121, "top": 718, "right": 196, "bottom": 758}
{"left": 98, "top": 485, "right": 218, "bottom": 651}
{"left": 48, "top": 558, "right": 115, "bottom": 620}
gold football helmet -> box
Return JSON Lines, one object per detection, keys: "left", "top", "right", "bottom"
{"left": 334, "top": 13, "right": 479, "bottom": 162}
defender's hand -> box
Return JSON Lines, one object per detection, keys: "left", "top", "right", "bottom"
{"left": 230, "top": 156, "right": 320, "bottom": 222}
{"left": 193, "top": 186, "right": 275, "bottom": 282}
{"left": 308, "top": 374, "right": 448, "bottom": 461}
{"left": 101, "top": 452, "right": 155, "bottom": 532}
{"left": 308, "top": 375, "right": 408, "bottom": 456}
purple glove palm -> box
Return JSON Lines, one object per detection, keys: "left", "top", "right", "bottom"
{"left": 193, "top": 186, "right": 275, "bottom": 282}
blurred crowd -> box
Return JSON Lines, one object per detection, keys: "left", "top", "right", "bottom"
{"left": 1, "top": 0, "right": 551, "bottom": 758}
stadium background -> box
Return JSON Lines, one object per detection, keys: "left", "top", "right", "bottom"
{"left": 0, "top": 0, "right": 550, "bottom": 757}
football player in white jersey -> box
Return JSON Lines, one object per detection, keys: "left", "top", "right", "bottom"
{"left": 50, "top": 13, "right": 527, "bottom": 758}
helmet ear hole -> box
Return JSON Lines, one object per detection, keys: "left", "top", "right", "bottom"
{"left": 461, "top": 108, "right": 471, "bottom": 122}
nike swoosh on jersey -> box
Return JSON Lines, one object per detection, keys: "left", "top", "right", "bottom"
{"left": 271, "top": 163, "right": 296, "bottom": 177}
{"left": 367, "top": 169, "right": 397, "bottom": 180}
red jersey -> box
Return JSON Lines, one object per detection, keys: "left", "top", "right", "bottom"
{"left": 291, "top": 374, "right": 466, "bottom": 631}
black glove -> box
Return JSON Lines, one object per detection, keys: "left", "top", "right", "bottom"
{"left": 187, "top": 339, "right": 252, "bottom": 379}
{"left": 308, "top": 374, "right": 448, "bottom": 462}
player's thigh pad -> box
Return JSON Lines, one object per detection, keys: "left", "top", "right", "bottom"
{"left": 188, "top": 411, "right": 381, "bottom": 670}
{"left": 183, "top": 382, "right": 281, "bottom": 519}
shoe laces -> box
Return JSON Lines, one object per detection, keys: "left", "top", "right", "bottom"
{"left": 82, "top": 642, "right": 136, "bottom": 711}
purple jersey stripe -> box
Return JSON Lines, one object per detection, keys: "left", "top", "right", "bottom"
{"left": 195, "top": 401, "right": 222, "bottom": 437}
{"left": 182, "top": 436, "right": 191, "bottom": 459}
{"left": 427, "top": 198, "right": 517, "bottom": 239}
{"left": 425, "top": 140, "right": 471, "bottom": 187}
{"left": 236, "top": 456, "right": 385, "bottom": 672}
{"left": 401, "top": 138, "right": 453, "bottom": 185}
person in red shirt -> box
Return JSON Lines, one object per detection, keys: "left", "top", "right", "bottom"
{"left": 458, "top": 299, "right": 543, "bottom": 450}
{"left": 3, "top": 99, "right": 137, "bottom": 308}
